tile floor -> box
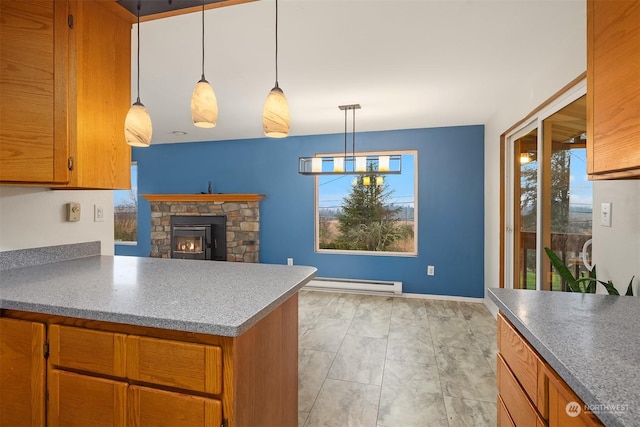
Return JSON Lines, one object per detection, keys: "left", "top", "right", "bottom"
{"left": 297, "top": 290, "right": 498, "bottom": 427}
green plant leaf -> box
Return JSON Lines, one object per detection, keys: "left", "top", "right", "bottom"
{"left": 544, "top": 247, "right": 578, "bottom": 287}
{"left": 625, "top": 276, "right": 635, "bottom": 296}
{"left": 599, "top": 280, "right": 619, "bottom": 295}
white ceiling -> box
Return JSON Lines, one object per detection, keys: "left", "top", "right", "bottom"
{"left": 133, "top": 0, "right": 586, "bottom": 144}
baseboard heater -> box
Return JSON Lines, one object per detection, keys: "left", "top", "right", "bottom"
{"left": 304, "top": 277, "right": 402, "bottom": 295}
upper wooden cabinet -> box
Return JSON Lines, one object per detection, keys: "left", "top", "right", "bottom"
{"left": 0, "top": 0, "right": 132, "bottom": 189}
{"left": 587, "top": 0, "right": 640, "bottom": 179}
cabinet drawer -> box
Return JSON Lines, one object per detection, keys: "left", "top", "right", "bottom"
{"left": 498, "top": 313, "right": 540, "bottom": 404}
{"left": 127, "top": 336, "right": 222, "bottom": 394}
{"left": 49, "top": 325, "right": 127, "bottom": 377}
{"left": 48, "top": 369, "right": 127, "bottom": 427}
{"left": 497, "top": 354, "right": 545, "bottom": 427}
{"left": 498, "top": 395, "right": 516, "bottom": 427}
{"left": 128, "top": 385, "right": 222, "bottom": 427}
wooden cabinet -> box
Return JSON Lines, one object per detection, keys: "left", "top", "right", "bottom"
{"left": 587, "top": 0, "right": 640, "bottom": 179}
{"left": 1, "top": 292, "right": 299, "bottom": 427}
{"left": 497, "top": 313, "right": 604, "bottom": 427}
{"left": 48, "top": 369, "right": 127, "bottom": 427}
{"left": 0, "top": 0, "right": 132, "bottom": 189}
{"left": 0, "top": 318, "right": 46, "bottom": 427}
{"left": 128, "top": 385, "right": 222, "bottom": 427}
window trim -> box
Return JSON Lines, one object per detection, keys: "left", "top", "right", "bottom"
{"left": 314, "top": 149, "right": 418, "bottom": 257}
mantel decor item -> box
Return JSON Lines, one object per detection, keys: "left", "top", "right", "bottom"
{"left": 191, "top": 0, "right": 218, "bottom": 128}
{"left": 262, "top": 0, "right": 290, "bottom": 138}
{"left": 298, "top": 104, "right": 402, "bottom": 175}
{"left": 125, "top": 2, "right": 153, "bottom": 147}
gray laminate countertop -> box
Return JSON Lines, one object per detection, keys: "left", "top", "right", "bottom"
{"left": 488, "top": 288, "right": 640, "bottom": 427}
{"left": 0, "top": 256, "right": 317, "bottom": 337}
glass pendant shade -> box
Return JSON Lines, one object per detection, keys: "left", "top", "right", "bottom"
{"left": 125, "top": 101, "right": 152, "bottom": 147}
{"left": 191, "top": 78, "right": 218, "bottom": 128}
{"left": 379, "top": 155, "right": 390, "bottom": 171}
{"left": 333, "top": 156, "right": 345, "bottom": 173}
{"left": 263, "top": 86, "right": 290, "bottom": 138}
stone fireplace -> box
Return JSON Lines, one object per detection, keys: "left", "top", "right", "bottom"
{"left": 142, "top": 194, "right": 264, "bottom": 262}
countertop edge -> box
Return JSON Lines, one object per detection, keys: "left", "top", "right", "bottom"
{"left": 487, "top": 288, "right": 623, "bottom": 427}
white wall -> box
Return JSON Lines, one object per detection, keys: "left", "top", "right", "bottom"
{"left": 0, "top": 186, "right": 115, "bottom": 255}
{"left": 484, "top": 0, "right": 587, "bottom": 306}
{"left": 592, "top": 181, "right": 640, "bottom": 295}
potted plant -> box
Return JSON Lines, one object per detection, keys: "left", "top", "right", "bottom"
{"left": 544, "top": 247, "right": 634, "bottom": 296}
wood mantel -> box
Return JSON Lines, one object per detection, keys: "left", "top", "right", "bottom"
{"left": 141, "top": 194, "right": 265, "bottom": 203}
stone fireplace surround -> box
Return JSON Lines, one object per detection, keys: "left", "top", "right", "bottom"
{"left": 142, "top": 194, "right": 264, "bottom": 262}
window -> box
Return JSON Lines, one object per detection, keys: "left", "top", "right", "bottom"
{"left": 316, "top": 151, "right": 417, "bottom": 255}
{"left": 114, "top": 163, "right": 138, "bottom": 244}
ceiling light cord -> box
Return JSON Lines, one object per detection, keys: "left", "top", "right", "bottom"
{"left": 274, "top": 0, "right": 279, "bottom": 88}
{"left": 135, "top": 2, "right": 141, "bottom": 103}
{"left": 201, "top": 0, "right": 205, "bottom": 81}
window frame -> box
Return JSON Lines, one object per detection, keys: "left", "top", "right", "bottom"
{"left": 314, "top": 149, "right": 418, "bottom": 257}
{"left": 114, "top": 162, "right": 138, "bottom": 246}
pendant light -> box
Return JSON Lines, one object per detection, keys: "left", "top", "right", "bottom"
{"left": 191, "top": 0, "right": 218, "bottom": 128}
{"left": 298, "top": 104, "right": 402, "bottom": 175}
{"left": 262, "top": 0, "right": 290, "bottom": 138}
{"left": 125, "top": 2, "right": 152, "bottom": 147}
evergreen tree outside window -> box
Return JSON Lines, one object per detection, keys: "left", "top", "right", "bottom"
{"left": 316, "top": 151, "right": 417, "bottom": 255}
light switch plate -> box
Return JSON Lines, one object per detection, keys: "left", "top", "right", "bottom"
{"left": 67, "top": 202, "right": 81, "bottom": 222}
{"left": 94, "top": 205, "right": 105, "bottom": 222}
{"left": 600, "top": 202, "right": 612, "bottom": 227}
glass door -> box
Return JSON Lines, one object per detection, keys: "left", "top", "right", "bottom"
{"left": 505, "top": 80, "right": 591, "bottom": 291}
{"left": 541, "top": 95, "right": 592, "bottom": 290}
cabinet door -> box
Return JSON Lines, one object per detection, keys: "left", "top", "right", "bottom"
{"left": 48, "top": 369, "right": 127, "bottom": 427}
{"left": 0, "top": 318, "right": 46, "bottom": 427}
{"left": 128, "top": 385, "right": 222, "bottom": 427}
{"left": 0, "top": 0, "right": 70, "bottom": 184}
{"left": 65, "top": 0, "right": 131, "bottom": 189}
{"left": 546, "top": 367, "right": 603, "bottom": 427}
{"left": 587, "top": 0, "right": 640, "bottom": 179}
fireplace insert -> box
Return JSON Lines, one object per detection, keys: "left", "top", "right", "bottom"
{"left": 170, "top": 215, "right": 226, "bottom": 261}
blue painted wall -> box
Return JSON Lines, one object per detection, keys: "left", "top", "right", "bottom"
{"left": 116, "top": 125, "right": 485, "bottom": 297}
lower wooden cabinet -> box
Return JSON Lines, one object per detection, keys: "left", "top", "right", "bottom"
{"left": 1, "top": 293, "right": 299, "bottom": 427}
{"left": 128, "top": 385, "right": 222, "bottom": 427}
{"left": 497, "top": 313, "right": 603, "bottom": 427}
{"left": 0, "top": 318, "right": 46, "bottom": 427}
{"left": 47, "top": 369, "right": 127, "bottom": 427}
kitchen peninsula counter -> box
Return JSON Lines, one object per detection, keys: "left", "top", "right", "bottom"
{"left": 489, "top": 288, "right": 640, "bottom": 427}
{"left": 1, "top": 254, "right": 316, "bottom": 427}
{"left": 0, "top": 255, "right": 316, "bottom": 336}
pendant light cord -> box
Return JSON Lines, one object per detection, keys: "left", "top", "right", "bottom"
{"left": 274, "top": 0, "right": 279, "bottom": 87}
{"left": 201, "top": 0, "right": 205, "bottom": 80}
{"left": 136, "top": 2, "right": 141, "bottom": 103}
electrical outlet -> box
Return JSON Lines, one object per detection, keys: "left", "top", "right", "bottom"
{"left": 427, "top": 265, "right": 435, "bottom": 276}
{"left": 94, "top": 205, "right": 105, "bottom": 222}
{"left": 287, "top": 258, "right": 293, "bottom": 266}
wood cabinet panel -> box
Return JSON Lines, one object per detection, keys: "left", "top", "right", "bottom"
{"left": 544, "top": 364, "right": 603, "bottom": 427}
{"left": 587, "top": 0, "right": 640, "bottom": 179}
{"left": 0, "top": 318, "right": 45, "bottom": 427}
{"left": 497, "top": 354, "right": 545, "bottom": 427}
{"left": 65, "top": 0, "right": 131, "bottom": 189}
{"left": 128, "top": 385, "right": 222, "bottom": 427}
{"left": 498, "top": 313, "right": 539, "bottom": 403}
{"left": 127, "top": 335, "right": 223, "bottom": 394}
{"left": 497, "top": 395, "right": 516, "bottom": 427}
{"left": 48, "top": 325, "right": 127, "bottom": 377}
{"left": 48, "top": 369, "right": 127, "bottom": 427}
{"left": 0, "top": 0, "right": 69, "bottom": 184}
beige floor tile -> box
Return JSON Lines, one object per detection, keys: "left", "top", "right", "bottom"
{"left": 320, "top": 293, "right": 363, "bottom": 320}
{"left": 354, "top": 295, "right": 393, "bottom": 321}
{"left": 299, "top": 411, "right": 309, "bottom": 427}
{"left": 378, "top": 388, "right": 448, "bottom": 427}
{"left": 348, "top": 317, "right": 390, "bottom": 339}
{"left": 435, "top": 345, "right": 497, "bottom": 402}
{"left": 299, "top": 316, "right": 351, "bottom": 352}
{"left": 424, "top": 299, "right": 465, "bottom": 318}
{"left": 391, "top": 297, "right": 428, "bottom": 321}
{"left": 444, "top": 395, "right": 497, "bottom": 426}
{"left": 429, "top": 315, "right": 482, "bottom": 350}
{"left": 299, "top": 349, "right": 335, "bottom": 412}
{"left": 328, "top": 335, "right": 387, "bottom": 385}
{"left": 305, "top": 379, "right": 380, "bottom": 427}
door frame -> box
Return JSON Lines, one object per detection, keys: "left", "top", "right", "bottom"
{"left": 500, "top": 73, "right": 587, "bottom": 289}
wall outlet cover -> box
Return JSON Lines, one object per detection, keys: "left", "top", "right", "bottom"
{"left": 67, "top": 202, "right": 81, "bottom": 222}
